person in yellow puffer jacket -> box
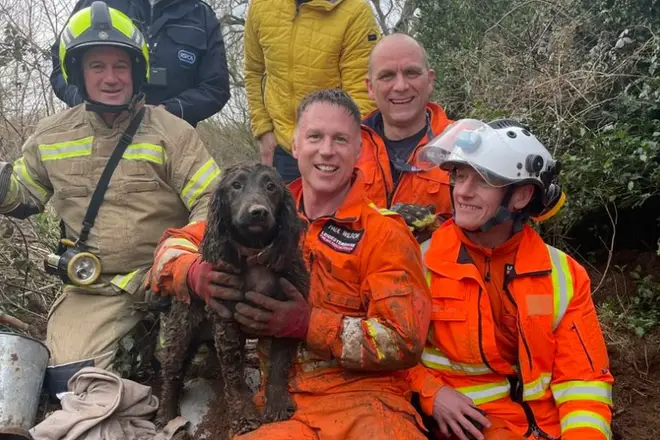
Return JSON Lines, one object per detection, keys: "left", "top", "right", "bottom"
{"left": 244, "top": 0, "right": 381, "bottom": 183}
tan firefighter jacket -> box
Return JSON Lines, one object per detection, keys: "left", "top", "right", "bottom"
{"left": 0, "top": 102, "right": 220, "bottom": 295}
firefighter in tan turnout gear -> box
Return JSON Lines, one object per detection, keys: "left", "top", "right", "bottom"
{"left": 0, "top": 1, "right": 219, "bottom": 396}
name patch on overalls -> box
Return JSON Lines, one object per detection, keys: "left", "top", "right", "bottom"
{"left": 318, "top": 221, "right": 364, "bottom": 254}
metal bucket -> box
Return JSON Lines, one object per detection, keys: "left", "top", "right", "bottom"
{"left": 0, "top": 332, "right": 50, "bottom": 439}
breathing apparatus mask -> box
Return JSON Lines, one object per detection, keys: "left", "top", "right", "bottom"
{"left": 413, "top": 118, "right": 565, "bottom": 232}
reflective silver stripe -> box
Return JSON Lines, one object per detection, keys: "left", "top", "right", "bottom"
{"left": 111, "top": 269, "right": 140, "bottom": 291}
{"left": 364, "top": 318, "right": 400, "bottom": 361}
{"left": 62, "top": 28, "right": 74, "bottom": 46}
{"left": 340, "top": 316, "right": 364, "bottom": 368}
{"left": 551, "top": 380, "right": 613, "bottom": 405}
{"left": 560, "top": 410, "right": 612, "bottom": 439}
{"left": 123, "top": 143, "right": 166, "bottom": 164}
{"left": 421, "top": 346, "right": 492, "bottom": 375}
{"left": 160, "top": 237, "right": 198, "bottom": 252}
{"left": 13, "top": 158, "right": 49, "bottom": 202}
{"left": 523, "top": 373, "right": 551, "bottom": 400}
{"left": 153, "top": 248, "right": 190, "bottom": 280}
{"left": 420, "top": 238, "right": 432, "bottom": 259}
{"left": 547, "top": 245, "right": 574, "bottom": 330}
{"left": 457, "top": 380, "right": 511, "bottom": 405}
{"left": 181, "top": 159, "right": 220, "bottom": 209}
{"left": 39, "top": 137, "right": 93, "bottom": 161}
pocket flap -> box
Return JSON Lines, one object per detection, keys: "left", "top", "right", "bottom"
{"left": 166, "top": 24, "right": 207, "bottom": 50}
{"left": 124, "top": 180, "right": 159, "bottom": 193}
{"left": 59, "top": 186, "right": 89, "bottom": 198}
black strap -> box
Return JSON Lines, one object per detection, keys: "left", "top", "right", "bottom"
{"left": 77, "top": 107, "right": 146, "bottom": 246}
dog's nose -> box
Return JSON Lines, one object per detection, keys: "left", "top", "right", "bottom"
{"left": 249, "top": 205, "right": 268, "bottom": 220}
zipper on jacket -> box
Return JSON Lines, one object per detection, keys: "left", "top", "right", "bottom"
{"left": 476, "top": 287, "right": 495, "bottom": 372}
{"left": 571, "top": 321, "right": 595, "bottom": 372}
{"left": 521, "top": 400, "right": 556, "bottom": 439}
{"left": 366, "top": 130, "right": 393, "bottom": 207}
{"left": 484, "top": 256, "right": 491, "bottom": 282}
{"left": 503, "top": 268, "right": 557, "bottom": 440}
{"left": 510, "top": 373, "right": 557, "bottom": 440}
{"left": 502, "top": 275, "right": 533, "bottom": 371}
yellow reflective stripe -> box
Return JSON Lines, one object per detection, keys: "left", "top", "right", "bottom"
{"left": 39, "top": 136, "right": 93, "bottom": 161}
{"left": 123, "top": 143, "right": 166, "bottom": 164}
{"left": 111, "top": 269, "right": 140, "bottom": 290}
{"left": 110, "top": 8, "right": 136, "bottom": 39}
{"left": 420, "top": 239, "right": 432, "bottom": 259}
{"left": 364, "top": 320, "right": 386, "bottom": 361}
{"left": 14, "top": 158, "right": 49, "bottom": 201}
{"left": 161, "top": 237, "right": 199, "bottom": 252}
{"left": 457, "top": 380, "right": 510, "bottom": 405}
{"left": 547, "top": 245, "right": 574, "bottom": 330}
{"left": 181, "top": 159, "right": 220, "bottom": 209}
{"left": 68, "top": 9, "right": 92, "bottom": 37}
{"left": 523, "top": 373, "right": 551, "bottom": 400}
{"left": 560, "top": 410, "right": 611, "bottom": 439}
{"left": 367, "top": 202, "right": 398, "bottom": 216}
{"left": 552, "top": 381, "right": 613, "bottom": 405}
{"left": 421, "top": 346, "right": 492, "bottom": 375}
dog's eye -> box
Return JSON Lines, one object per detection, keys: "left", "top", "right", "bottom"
{"left": 231, "top": 181, "right": 242, "bottom": 190}
{"left": 266, "top": 182, "right": 276, "bottom": 192}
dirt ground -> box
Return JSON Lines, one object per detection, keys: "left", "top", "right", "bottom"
{"left": 608, "top": 331, "right": 660, "bottom": 439}
{"left": 587, "top": 250, "right": 660, "bottom": 439}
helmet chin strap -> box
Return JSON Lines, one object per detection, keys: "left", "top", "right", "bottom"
{"left": 452, "top": 185, "right": 527, "bottom": 235}
{"left": 84, "top": 92, "right": 143, "bottom": 115}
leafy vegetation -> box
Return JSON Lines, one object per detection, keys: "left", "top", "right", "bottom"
{"left": 415, "top": 0, "right": 660, "bottom": 241}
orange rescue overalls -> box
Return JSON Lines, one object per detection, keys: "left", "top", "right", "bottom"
{"left": 150, "top": 176, "right": 433, "bottom": 440}
{"left": 407, "top": 221, "right": 614, "bottom": 440}
{"left": 357, "top": 102, "right": 454, "bottom": 217}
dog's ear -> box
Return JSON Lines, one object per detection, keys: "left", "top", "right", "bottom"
{"left": 200, "top": 181, "right": 231, "bottom": 264}
{"left": 269, "top": 186, "right": 304, "bottom": 270}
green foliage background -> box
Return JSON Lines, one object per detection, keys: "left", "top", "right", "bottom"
{"left": 414, "top": 0, "right": 660, "bottom": 244}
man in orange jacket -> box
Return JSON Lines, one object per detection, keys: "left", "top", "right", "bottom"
{"left": 358, "top": 33, "right": 454, "bottom": 237}
{"left": 406, "top": 119, "right": 614, "bottom": 440}
{"left": 149, "top": 88, "right": 432, "bottom": 439}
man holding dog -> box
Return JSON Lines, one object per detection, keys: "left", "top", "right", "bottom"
{"left": 0, "top": 2, "right": 219, "bottom": 395}
{"left": 405, "top": 119, "right": 614, "bottom": 439}
{"left": 149, "top": 88, "right": 432, "bottom": 439}
{"left": 358, "top": 33, "right": 455, "bottom": 238}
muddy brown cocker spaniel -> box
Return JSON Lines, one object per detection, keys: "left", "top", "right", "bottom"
{"left": 156, "top": 162, "right": 309, "bottom": 436}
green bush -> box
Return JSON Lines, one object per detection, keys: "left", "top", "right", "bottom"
{"left": 414, "top": 0, "right": 660, "bottom": 240}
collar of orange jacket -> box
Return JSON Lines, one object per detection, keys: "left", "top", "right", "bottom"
{"left": 426, "top": 220, "right": 554, "bottom": 278}
{"left": 454, "top": 224, "right": 524, "bottom": 259}
{"left": 361, "top": 101, "right": 452, "bottom": 143}
{"left": 289, "top": 172, "right": 364, "bottom": 223}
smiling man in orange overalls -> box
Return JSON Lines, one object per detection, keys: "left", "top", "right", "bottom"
{"left": 406, "top": 119, "right": 614, "bottom": 440}
{"left": 149, "top": 88, "right": 432, "bottom": 439}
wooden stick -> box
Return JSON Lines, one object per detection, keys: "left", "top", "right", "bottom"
{"left": 0, "top": 313, "right": 29, "bottom": 331}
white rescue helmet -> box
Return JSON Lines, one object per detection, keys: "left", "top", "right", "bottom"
{"left": 415, "top": 118, "right": 565, "bottom": 222}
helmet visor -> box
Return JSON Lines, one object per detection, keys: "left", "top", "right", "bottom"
{"left": 413, "top": 119, "right": 515, "bottom": 188}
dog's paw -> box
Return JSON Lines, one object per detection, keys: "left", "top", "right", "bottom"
{"left": 263, "top": 395, "right": 296, "bottom": 423}
{"left": 154, "top": 402, "right": 179, "bottom": 430}
{"left": 231, "top": 415, "right": 262, "bottom": 435}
